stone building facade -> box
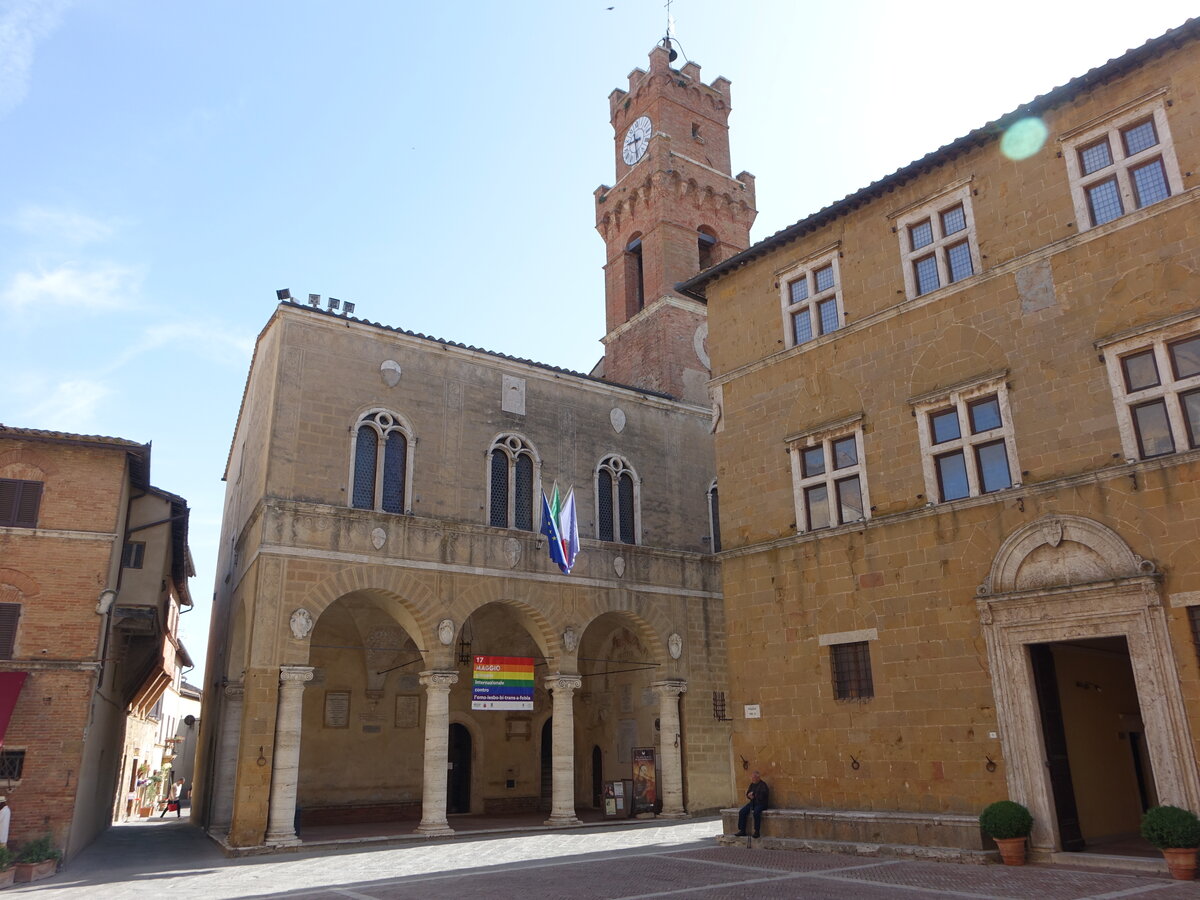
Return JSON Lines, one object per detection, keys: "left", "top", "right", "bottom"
{"left": 194, "top": 44, "right": 753, "bottom": 848}
{"left": 680, "top": 20, "right": 1200, "bottom": 855}
{"left": 0, "top": 426, "right": 193, "bottom": 859}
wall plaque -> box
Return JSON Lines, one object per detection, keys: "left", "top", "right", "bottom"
{"left": 324, "top": 691, "right": 351, "bottom": 728}
{"left": 394, "top": 694, "right": 419, "bottom": 728}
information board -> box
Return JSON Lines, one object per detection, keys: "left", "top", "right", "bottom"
{"left": 471, "top": 655, "right": 534, "bottom": 710}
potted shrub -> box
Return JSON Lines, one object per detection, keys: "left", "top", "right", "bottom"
{"left": 1141, "top": 805, "right": 1200, "bottom": 880}
{"left": 980, "top": 800, "right": 1033, "bottom": 866}
{"left": 0, "top": 845, "right": 13, "bottom": 887}
{"left": 13, "top": 834, "right": 60, "bottom": 883}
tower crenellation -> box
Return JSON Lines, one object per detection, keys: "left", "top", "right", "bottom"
{"left": 594, "top": 42, "right": 756, "bottom": 404}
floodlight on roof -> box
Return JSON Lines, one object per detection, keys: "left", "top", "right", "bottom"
{"left": 308, "top": 294, "right": 321, "bottom": 307}
{"left": 343, "top": 301, "right": 356, "bottom": 315}
{"left": 327, "top": 297, "right": 341, "bottom": 311}
{"left": 276, "top": 289, "right": 292, "bottom": 301}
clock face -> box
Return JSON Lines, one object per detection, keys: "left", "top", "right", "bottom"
{"left": 622, "top": 115, "right": 652, "bottom": 165}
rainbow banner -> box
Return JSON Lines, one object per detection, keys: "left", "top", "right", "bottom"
{"left": 471, "top": 655, "right": 535, "bottom": 710}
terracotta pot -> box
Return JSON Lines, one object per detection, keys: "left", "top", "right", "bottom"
{"left": 1162, "top": 847, "right": 1197, "bottom": 881}
{"left": 0, "top": 867, "right": 14, "bottom": 886}
{"left": 993, "top": 836, "right": 1027, "bottom": 866}
{"left": 13, "top": 858, "right": 56, "bottom": 883}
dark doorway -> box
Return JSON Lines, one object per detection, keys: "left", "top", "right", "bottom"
{"left": 540, "top": 718, "right": 553, "bottom": 812}
{"left": 592, "top": 745, "right": 603, "bottom": 807}
{"left": 1030, "top": 637, "right": 1154, "bottom": 852}
{"left": 447, "top": 723, "right": 471, "bottom": 814}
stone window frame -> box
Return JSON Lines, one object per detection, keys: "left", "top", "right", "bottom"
{"left": 595, "top": 454, "right": 641, "bottom": 545}
{"left": 485, "top": 433, "right": 543, "bottom": 531}
{"left": 819, "top": 629, "right": 879, "bottom": 701}
{"left": 785, "top": 414, "right": 870, "bottom": 534}
{"left": 889, "top": 180, "right": 982, "bottom": 300}
{"left": 707, "top": 478, "right": 720, "bottom": 553}
{"left": 911, "top": 373, "right": 1020, "bottom": 504}
{"left": 1097, "top": 312, "right": 1200, "bottom": 462}
{"left": 778, "top": 244, "right": 844, "bottom": 349}
{"left": 1060, "top": 89, "right": 1183, "bottom": 231}
{"left": 348, "top": 408, "right": 416, "bottom": 515}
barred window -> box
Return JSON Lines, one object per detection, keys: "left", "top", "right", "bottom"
{"left": 351, "top": 411, "right": 412, "bottom": 514}
{"left": 0, "top": 750, "right": 24, "bottom": 781}
{"left": 596, "top": 455, "right": 638, "bottom": 545}
{"left": 831, "top": 642, "right": 874, "bottom": 700}
{"left": 487, "top": 435, "right": 538, "bottom": 530}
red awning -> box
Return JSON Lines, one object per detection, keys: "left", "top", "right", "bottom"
{"left": 0, "top": 672, "right": 28, "bottom": 748}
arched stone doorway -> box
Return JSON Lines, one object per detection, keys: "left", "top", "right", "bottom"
{"left": 977, "top": 515, "right": 1200, "bottom": 852}
{"left": 454, "top": 601, "right": 555, "bottom": 819}
{"left": 575, "top": 611, "right": 684, "bottom": 817}
{"left": 294, "top": 591, "right": 426, "bottom": 829}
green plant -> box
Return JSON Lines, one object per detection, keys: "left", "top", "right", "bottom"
{"left": 979, "top": 800, "right": 1033, "bottom": 839}
{"left": 1141, "top": 805, "right": 1200, "bottom": 849}
{"left": 15, "top": 835, "right": 60, "bottom": 864}
{"left": 0, "top": 845, "right": 11, "bottom": 870}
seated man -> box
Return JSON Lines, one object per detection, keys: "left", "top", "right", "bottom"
{"left": 735, "top": 770, "right": 769, "bottom": 838}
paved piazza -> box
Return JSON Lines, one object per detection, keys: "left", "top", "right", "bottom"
{"left": 9, "top": 816, "right": 1195, "bottom": 899}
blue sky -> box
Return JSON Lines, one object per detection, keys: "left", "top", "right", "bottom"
{"left": 2, "top": 0, "right": 1195, "bottom": 677}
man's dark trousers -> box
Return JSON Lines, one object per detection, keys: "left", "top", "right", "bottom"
{"left": 737, "top": 800, "right": 765, "bottom": 836}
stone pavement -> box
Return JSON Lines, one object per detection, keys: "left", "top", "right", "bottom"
{"left": 8, "top": 814, "right": 1195, "bottom": 899}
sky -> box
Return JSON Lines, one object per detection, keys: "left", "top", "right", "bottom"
{"left": 2, "top": 0, "right": 1196, "bottom": 680}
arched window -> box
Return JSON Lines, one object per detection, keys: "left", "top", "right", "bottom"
{"left": 697, "top": 227, "right": 718, "bottom": 271}
{"left": 624, "top": 234, "right": 644, "bottom": 316}
{"left": 596, "top": 455, "right": 639, "bottom": 544}
{"left": 351, "top": 410, "right": 413, "bottom": 514}
{"left": 707, "top": 479, "right": 721, "bottom": 553}
{"left": 488, "top": 435, "right": 539, "bottom": 530}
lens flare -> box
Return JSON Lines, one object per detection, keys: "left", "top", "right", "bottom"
{"left": 1000, "top": 117, "right": 1048, "bottom": 161}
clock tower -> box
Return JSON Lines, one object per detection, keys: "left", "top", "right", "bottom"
{"left": 595, "top": 42, "right": 757, "bottom": 404}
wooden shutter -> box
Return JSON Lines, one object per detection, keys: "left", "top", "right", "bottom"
{"left": 0, "top": 604, "right": 20, "bottom": 659}
{"left": 0, "top": 480, "right": 41, "bottom": 528}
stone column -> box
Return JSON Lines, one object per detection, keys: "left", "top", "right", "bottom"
{"left": 416, "top": 670, "right": 459, "bottom": 835}
{"left": 209, "top": 681, "right": 244, "bottom": 835}
{"left": 652, "top": 679, "right": 688, "bottom": 818}
{"left": 544, "top": 674, "right": 582, "bottom": 827}
{"left": 264, "top": 665, "right": 313, "bottom": 845}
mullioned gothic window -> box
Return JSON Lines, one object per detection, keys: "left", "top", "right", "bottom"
{"left": 350, "top": 410, "right": 414, "bottom": 514}
{"left": 596, "top": 455, "right": 639, "bottom": 544}
{"left": 488, "top": 435, "right": 539, "bottom": 530}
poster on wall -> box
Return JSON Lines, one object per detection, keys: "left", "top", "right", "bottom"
{"left": 471, "top": 656, "right": 534, "bottom": 710}
{"left": 631, "top": 747, "right": 657, "bottom": 813}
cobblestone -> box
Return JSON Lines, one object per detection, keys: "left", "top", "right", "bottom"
{"left": 10, "top": 815, "right": 1194, "bottom": 899}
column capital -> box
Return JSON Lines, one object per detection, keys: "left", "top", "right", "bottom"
{"left": 544, "top": 674, "right": 582, "bottom": 694}
{"left": 651, "top": 678, "right": 688, "bottom": 697}
{"left": 279, "top": 665, "right": 314, "bottom": 685}
{"left": 419, "top": 670, "right": 460, "bottom": 691}
{"left": 223, "top": 681, "right": 245, "bottom": 700}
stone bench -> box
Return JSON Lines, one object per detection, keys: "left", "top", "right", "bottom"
{"left": 719, "top": 807, "right": 999, "bottom": 864}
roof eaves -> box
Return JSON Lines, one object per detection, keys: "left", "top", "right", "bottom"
{"left": 678, "top": 16, "right": 1200, "bottom": 298}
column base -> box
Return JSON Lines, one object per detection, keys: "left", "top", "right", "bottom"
{"left": 543, "top": 813, "right": 582, "bottom": 827}
{"left": 264, "top": 831, "right": 301, "bottom": 847}
{"left": 415, "top": 821, "right": 455, "bottom": 836}
{"left": 658, "top": 809, "right": 689, "bottom": 819}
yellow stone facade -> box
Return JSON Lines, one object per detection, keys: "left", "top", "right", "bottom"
{"left": 686, "top": 21, "right": 1200, "bottom": 853}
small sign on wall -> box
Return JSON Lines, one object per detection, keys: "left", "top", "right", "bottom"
{"left": 324, "top": 691, "right": 351, "bottom": 728}
{"left": 394, "top": 694, "right": 419, "bottom": 729}
{"left": 743, "top": 704, "right": 761, "bottom": 719}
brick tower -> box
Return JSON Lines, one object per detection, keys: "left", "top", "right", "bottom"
{"left": 594, "top": 42, "right": 757, "bottom": 404}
